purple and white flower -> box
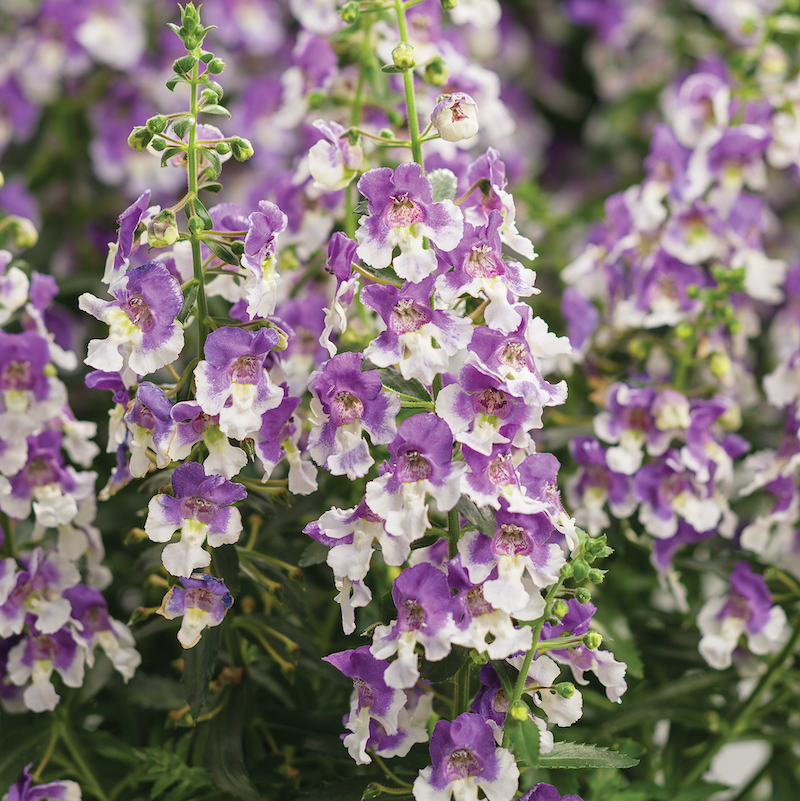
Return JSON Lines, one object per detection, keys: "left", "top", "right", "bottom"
{"left": 158, "top": 573, "right": 233, "bottom": 648}
{"left": 308, "top": 119, "right": 363, "bottom": 191}
{"left": 431, "top": 93, "right": 480, "bottom": 143}
{"left": 241, "top": 200, "right": 288, "bottom": 319}
{"left": 2, "top": 763, "right": 81, "bottom": 801}
{"left": 124, "top": 382, "right": 174, "bottom": 478}
{"left": 145, "top": 462, "right": 246, "bottom": 577}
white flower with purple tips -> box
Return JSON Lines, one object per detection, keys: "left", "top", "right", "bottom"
{"left": 124, "top": 382, "right": 175, "bottom": 478}
{"left": 145, "top": 462, "right": 246, "bottom": 577}
{"left": 431, "top": 93, "right": 480, "bottom": 143}
{"left": 241, "top": 200, "right": 288, "bottom": 319}
{"left": 80, "top": 260, "right": 184, "bottom": 382}
{"left": 194, "top": 326, "right": 284, "bottom": 441}
{"left": 308, "top": 352, "right": 400, "bottom": 479}
{"left": 158, "top": 573, "right": 233, "bottom": 649}
{"left": 0, "top": 249, "right": 30, "bottom": 326}
{"left": 413, "top": 713, "right": 518, "bottom": 801}
{"left": 102, "top": 189, "right": 151, "bottom": 286}
{"left": 361, "top": 277, "right": 473, "bottom": 385}
{"left": 355, "top": 163, "right": 463, "bottom": 282}
{"left": 308, "top": 119, "right": 363, "bottom": 191}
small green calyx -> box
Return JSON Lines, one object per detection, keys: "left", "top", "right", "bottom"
{"left": 147, "top": 114, "right": 168, "bottom": 134}
{"left": 230, "top": 241, "right": 245, "bottom": 256}
{"left": 552, "top": 599, "right": 569, "bottom": 619}
{"left": 582, "top": 631, "right": 602, "bottom": 650}
{"left": 572, "top": 558, "right": 590, "bottom": 583}
{"left": 424, "top": 56, "right": 449, "bottom": 86}
{"left": 587, "top": 568, "right": 605, "bottom": 584}
{"left": 441, "top": 0, "right": 459, "bottom": 9}
{"left": 6, "top": 216, "right": 38, "bottom": 248}
{"left": 230, "top": 137, "right": 254, "bottom": 161}
{"left": 339, "top": 1, "right": 359, "bottom": 24}
{"left": 187, "top": 216, "right": 204, "bottom": 235}
{"left": 207, "top": 57, "right": 226, "bottom": 74}
{"left": 215, "top": 142, "right": 231, "bottom": 155}
{"left": 171, "top": 3, "right": 216, "bottom": 50}
{"left": 147, "top": 210, "right": 180, "bottom": 248}
{"left": 575, "top": 588, "right": 592, "bottom": 604}
{"left": 150, "top": 137, "right": 167, "bottom": 152}
{"left": 128, "top": 126, "right": 154, "bottom": 152}
{"left": 470, "top": 649, "right": 489, "bottom": 665}
{"left": 555, "top": 682, "right": 575, "bottom": 699}
{"left": 392, "top": 42, "right": 416, "bottom": 71}
{"left": 509, "top": 701, "right": 529, "bottom": 722}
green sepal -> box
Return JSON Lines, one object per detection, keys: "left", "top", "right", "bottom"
{"left": 353, "top": 198, "right": 370, "bottom": 215}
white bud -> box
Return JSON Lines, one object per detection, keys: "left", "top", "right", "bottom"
{"left": 430, "top": 92, "right": 479, "bottom": 143}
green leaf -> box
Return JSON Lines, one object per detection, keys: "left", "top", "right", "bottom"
{"left": 455, "top": 495, "right": 497, "bottom": 537}
{"left": 208, "top": 687, "right": 263, "bottom": 801}
{"left": 353, "top": 198, "right": 370, "bottom": 215}
{"left": 299, "top": 539, "right": 329, "bottom": 567}
{"left": 213, "top": 542, "right": 240, "bottom": 596}
{"left": 199, "top": 181, "right": 223, "bottom": 193}
{"left": 200, "top": 104, "right": 231, "bottom": 116}
{"left": 0, "top": 719, "right": 51, "bottom": 790}
{"left": 183, "top": 621, "right": 223, "bottom": 721}
{"left": 203, "top": 148, "right": 222, "bottom": 177}
{"left": 161, "top": 147, "right": 183, "bottom": 167}
{"left": 418, "top": 644, "right": 470, "bottom": 683}
{"left": 506, "top": 715, "right": 540, "bottom": 768}
{"left": 173, "top": 117, "right": 193, "bottom": 140}
{"left": 381, "top": 64, "right": 406, "bottom": 73}
{"left": 428, "top": 168, "right": 458, "bottom": 202}
{"left": 192, "top": 198, "right": 214, "bottom": 230}
{"left": 166, "top": 74, "right": 190, "bottom": 91}
{"left": 537, "top": 742, "right": 640, "bottom": 769}
{"left": 178, "top": 282, "right": 199, "bottom": 324}
{"left": 375, "top": 367, "right": 432, "bottom": 402}
{"left": 204, "top": 238, "right": 240, "bottom": 266}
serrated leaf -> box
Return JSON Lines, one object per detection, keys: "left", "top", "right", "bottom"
{"left": 204, "top": 238, "right": 240, "bottom": 266}
{"left": 428, "top": 168, "right": 458, "bottom": 202}
{"left": 455, "top": 495, "right": 497, "bottom": 537}
{"left": 299, "top": 539, "right": 329, "bottom": 567}
{"left": 161, "top": 147, "right": 183, "bottom": 167}
{"left": 376, "top": 368, "right": 432, "bottom": 402}
{"left": 183, "top": 622, "right": 223, "bottom": 721}
{"left": 178, "top": 283, "right": 198, "bottom": 324}
{"left": 506, "top": 716, "right": 540, "bottom": 768}
{"left": 173, "top": 117, "right": 193, "bottom": 140}
{"left": 208, "top": 687, "right": 262, "bottom": 801}
{"left": 537, "top": 742, "right": 640, "bottom": 769}
{"left": 353, "top": 198, "right": 370, "bottom": 215}
{"left": 201, "top": 104, "right": 231, "bottom": 116}
{"left": 418, "top": 644, "right": 469, "bottom": 683}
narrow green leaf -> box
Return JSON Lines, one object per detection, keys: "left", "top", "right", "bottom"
{"left": 204, "top": 238, "right": 240, "bottom": 266}
{"left": 183, "top": 622, "right": 223, "bottom": 721}
{"left": 200, "top": 104, "right": 231, "bottom": 116}
{"left": 178, "top": 282, "right": 199, "bottom": 324}
{"left": 537, "top": 742, "right": 640, "bottom": 769}
{"left": 455, "top": 495, "right": 497, "bottom": 537}
{"left": 381, "top": 64, "right": 406, "bottom": 73}
{"left": 506, "top": 715, "right": 540, "bottom": 768}
{"left": 208, "top": 687, "right": 262, "bottom": 801}
{"left": 193, "top": 198, "right": 214, "bottom": 230}
{"left": 376, "top": 367, "right": 432, "bottom": 402}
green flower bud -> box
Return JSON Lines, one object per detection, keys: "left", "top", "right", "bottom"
{"left": 215, "top": 142, "right": 231, "bottom": 155}
{"left": 150, "top": 137, "right": 167, "bottom": 151}
{"left": 180, "top": 2, "right": 201, "bottom": 31}
{"left": 587, "top": 535, "right": 608, "bottom": 556}
{"left": 424, "top": 55, "right": 449, "bottom": 86}
{"left": 242, "top": 438, "right": 256, "bottom": 461}
{"left": 675, "top": 321, "right": 694, "bottom": 339}
{"left": 441, "top": 0, "right": 459, "bottom": 9}
{"left": 470, "top": 650, "right": 489, "bottom": 665}
{"left": 582, "top": 631, "right": 602, "bottom": 650}
{"left": 339, "top": 1, "right": 360, "bottom": 23}
{"left": 147, "top": 114, "right": 168, "bottom": 134}
{"left": 187, "top": 216, "right": 204, "bottom": 235}
{"left": 509, "top": 700, "right": 529, "bottom": 722}
{"left": 207, "top": 57, "right": 225, "bottom": 74}
{"left": 230, "top": 137, "right": 254, "bottom": 161}
{"left": 575, "top": 588, "right": 592, "bottom": 604}
{"left": 6, "top": 216, "right": 38, "bottom": 249}
{"left": 391, "top": 42, "right": 416, "bottom": 71}
{"left": 147, "top": 210, "right": 180, "bottom": 248}
{"left": 127, "top": 126, "right": 154, "bottom": 152}
{"left": 552, "top": 599, "right": 569, "bottom": 619}
{"left": 205, "top": 80, "right": 224, "bottom": 99}
{"left": 230, "top": 240, "right": 245, "bottom": 255}
{"left": 710, "top": 352, "right": 731, "bottom": 378}
{"left": 560, "top": 563, "right": 573, "bottom": 579}
{"left": 307, "top": 90, "right": 326, "bottom": 109}
{"left": 572, "top": 558, "right": 590, "bottom": 583}
{"left": 546, "top": 616, "right": 560, "bottom": 626}
{"left": 588, "top": 568, "right": 605, "bottom": 584}
{"left": 379, "top": 128, "right": 395, "bottom": 139}
{"left": 555, "top": 682, "right": 575, "bottom": 698}
{"left": 173, "top": 54, "right": 198, "bottom": 75}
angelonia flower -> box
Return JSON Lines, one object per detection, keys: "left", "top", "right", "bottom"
{"left": 158, "top": 573, "right": 233, "bottom": 649}
{"left": 431, "top": 93, "right": 480, "bottom": 143}
{"left": 2, "top": 764, "right": 81, "bottom": 801}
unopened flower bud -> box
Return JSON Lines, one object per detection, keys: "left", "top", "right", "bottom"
{"left": 150, "top": 137, "right": 166, "bottom": 151}
{"left": 230, "top": 137, "right": 254, "bottom": 161}
{"left": 555, "top": 682, "right": 575, "bottom": 698}
{"left": 392, "top": 42, "right": 416, "bottom": 71}
{"left": 230, "top": 240, "right": 245, "bottom": 255}
{"left": 187, "top": 216, "right": 204, "bottom": 235}
{"left": 552, "top": 599, "right": 569, "bottom": 619}
{"left": 588, "top": 568, "right": 605, "bottom": 584}
{"left": 207, "top": 57, "right": 225, "bottom": 74}
{"left": 587, "top": 535, "right": 608, "bottom": 555}
{"left": 307, "top": 90, "right": 326, "bottom": 109}
{"left": 147, "top": 210, "right": 180, "bottom": 248}
{"left": 441, "top": 0, "right": 459, "bottom": 8}
{"left": 575, "top": 588, "right": 592, "bottom": 604}
{"left": 424, "top": 55, "right": 449, "bottom": 86}
{"left": 379, "top": 129, "right": 395, "bottom": 139}
{"left": 710, "top": 351, "right": 731, "bottom": 378}
{"left": 7, "top": 216, "right": 38, "bottom": 249}
{"left": 676, "top": 321, "right": 694, "bottom": 339}
{"left": 215, "top": 142, "right": 231, "bottom": 154}
{"left": 340, "top": 1, "right": 360, "bottom": 23}
{"left": 431, "top": 92, "right": 479, "bottom": 142}
{"left": 205, "top": 80, "right": 224, "bottom": 100}
{"left": 582, "top": 631, "right": 602, "bottom": 650}
{"left": 147, "top": 114, "right": 168, "bottom": 134}
{"left": 509, "top": 700, "right": 529, "bottom": 722}
{"left": 572, "top": 558, "right": 590, "bottom": 583}
{"left": 128, "top": 126, "right": 154, "bottom": 151}
{"left": 560, "top": 563, "right": 573, "bottom": 579}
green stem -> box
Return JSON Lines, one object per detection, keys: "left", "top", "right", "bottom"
{"left": 57, "top": 714, "right": 110, "bottom": 801}
{"left": 447, "top": 507, "right": 460, "bottom": 560}
{"left": 502, "top": 580, "right": 562, "bottom": 749}
{"left": 394, "top": 0, "right": 423, "bottom": 168}
{"left": 680, "top": 613, "right": 800, "bottom": 789}
{"left": 453, "top": 659, "right": 471, "bottom": 718}
{"left": 187, "top": 60, "right": 209, "bottom": 358}
{"left": 32, "top": 727, "right": 59, "bottom": 781}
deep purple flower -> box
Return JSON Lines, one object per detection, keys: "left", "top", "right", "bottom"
{"left": 102, "top": 189, "right": 151, "bottom": 285}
